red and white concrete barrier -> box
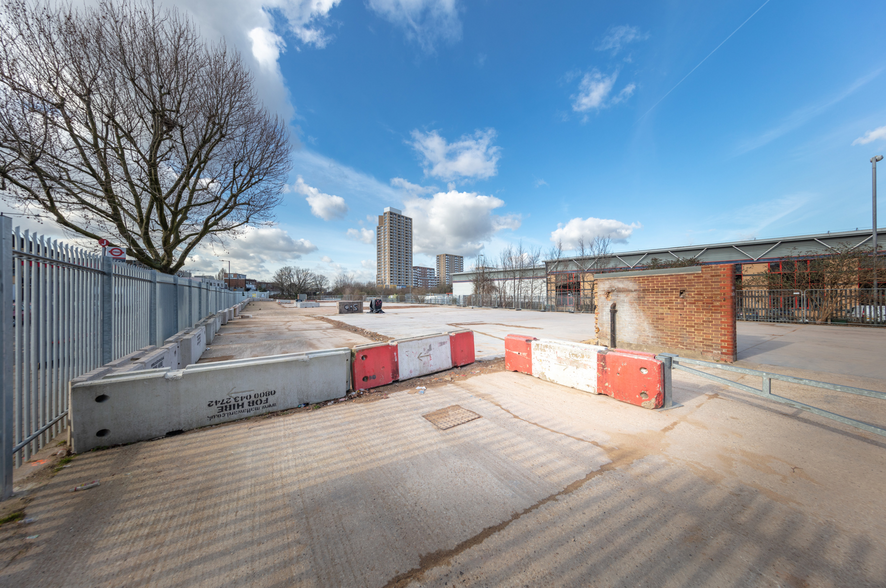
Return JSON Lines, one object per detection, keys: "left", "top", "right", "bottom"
{"left": 353, "top": 330, "right": 476, "bottom": 391}
{"left": 505, "top": 334, "right": 665, "bottom": 409}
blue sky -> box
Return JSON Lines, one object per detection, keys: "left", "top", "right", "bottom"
{"left": 8, "top": 1, "right": 886, "bottom": 281}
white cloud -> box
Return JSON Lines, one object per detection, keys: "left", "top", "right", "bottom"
{"left": 290, "top": 149, "right": 405, "bottom": 208}
{"left": 596, "top": 25, "right": 649, "bottom": 55}
{"left": 550, "top": 217, "right": 640, "bottom": 249}
{"left": 410, "top": 129, "right": 501, "bottom": 182}
{"left": 186, "top": 226, "right": 317, "bottom": 278}
{"left": 572, "top": 69, "right": 618, "bottom": 112}
{"left": 146, "top": 0, "right": 344, "bottom": 122}
{"left": 571, "top": 69, "right": 636, "bottom": 116}
{"left": 403, "top": 190, "right": 520, "bottom": 257}
{"left": 277, "top": 0, "right": 342, "bottom": 48}
{"left": 367, "top": 0, "right": 461, "bottom": 51}
{"left": 853, "top": 125, "right": 886, "bottom": 146}
{"left": 347, "top": 228, "right": 375, "bottom": 244}
{"left": 361, "top": 259, "right": 377, "bottom": 270}
{"left": 292, "top": 176, "right": 348, "bottom": 220}
{"left": 611, "top": 83, "right": 636, "bottom": 104}
{"left": 390, "top": 177, "right": 437, "bottom": 195}
{"left": 534, "top": 179, "right": 548, "bottom": 188}
{"left": 248, "top": 27, "right": 286, "bottom": 72}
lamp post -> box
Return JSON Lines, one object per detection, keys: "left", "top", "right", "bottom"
{"left": 220, "top": 259, "right": 231, "bottom": 290}
{"left": 873, "top": 155, "right": 883, "bottom": 306}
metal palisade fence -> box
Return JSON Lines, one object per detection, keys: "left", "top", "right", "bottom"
{"left": 0, "top": 216, "right": 246, "bottom": 498}
{"left": 736, "top": 288, "right": 885, "bottom": 325}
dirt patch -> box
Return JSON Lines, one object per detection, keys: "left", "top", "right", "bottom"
{"left": 312, "top": 315, "right": 392, "bottom": 344}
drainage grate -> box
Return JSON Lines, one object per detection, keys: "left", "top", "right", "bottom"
{"left": 423, "top": 405, "right": 481, "bottom": 430}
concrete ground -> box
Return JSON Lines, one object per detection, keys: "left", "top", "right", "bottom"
{"left": 736, "top": 321, "right": 886, "bottom": 380}
{"left": 198, "top": 300, "right": 374, "bottom": 362}
{"left": 331, "top": 304, "right": 596, "bottom": 359}
{"left": 2, "top": 304, "right": 885, "bottom": 587}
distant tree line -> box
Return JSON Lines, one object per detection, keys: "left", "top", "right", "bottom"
{"left": 271, "top": 265, "right": 453, "bottom": 299}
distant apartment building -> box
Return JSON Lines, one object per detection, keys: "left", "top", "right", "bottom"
{"left": 377, "top": 207, "right": 413, "bottom": 287}
{"left": 436, "top": 254, "right": 464, "bottom": 286}
{"left": 412, "top": 266, "right": 438, "bottom": 288}
{"left": 218, "top": 271, "right": 247, "bottom": 290}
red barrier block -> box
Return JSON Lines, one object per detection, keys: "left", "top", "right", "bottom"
{"left": 450, "top": 330, "right": 476, "bottom": 367}
{"left": 352, "top": 342, "right": 398, "bottom": 390}
{"left": 505, "top": 334, "right": 536, "bottom": 374}
{"left": 597, "top": 349, "right": 664, "bottom": 409}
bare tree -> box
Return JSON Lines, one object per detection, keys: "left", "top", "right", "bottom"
{"left": 471, "top": 253, "right": 495, "bottom": 306}
{"left": 0, "top": 0, "right": 291, "bottom": 273}
{"left": 546, "top": 239, "right": 565, "bottom": 304}
{"left": 273, "top": 266, "right": 295, "bottom": 298}
{"left": 333, "top": 273, "right": 357, "bottom": 296}
{"left": 292, "top": 267, "right": 315, "bottom": 295}
{"left": 312, "top": 273, "right": 329, "bottom": 294}
{"left": 498, "top": 244, "right": 513, "bottom": 308}
{"left": 526, "top": 245, "right": 542, "bottom": 308}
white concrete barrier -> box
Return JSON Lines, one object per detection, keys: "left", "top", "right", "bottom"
{"left": 530, "top": 339, "right": 606, "bottom": 394}
{"left": 179, "top": 328, "right": 207, "bottom": 367}
{"left": 296, "top": 301, "right": 320, "bottom": 308}
{"left": 105, "top": 346, "right": 157, "bottom": 369}
{"left": 394, "top": 334, "right": 452, "bottom": 380}
{"left": 70, "top": 348, "right": 351, "bottom": 453}
{"left": 218, "top": 310, "right": 228, "bottom": 325}
{"left": 124, "top": 343, "right": 180, "bottom": 372}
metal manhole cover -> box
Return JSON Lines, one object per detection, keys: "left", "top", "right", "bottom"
{"left": 423, "top": 405, "right": 481, "bottom": 430}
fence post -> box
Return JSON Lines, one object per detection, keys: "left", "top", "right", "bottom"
{"left": 101, "top": 255, "right": 114, "bottom": 365}
{"left": 173, "top": 274, "right": 180, "bottom": 333}
{"left": 1, "top": 216, "right": 14, "bottom": 499}
{"left": 149, "top": 270, "right": 158, "bottom": 346}
{"left": 660, "top": 355, "right": 673, "bottom": 408}
{"left": 802, "top": 290, "right": 807, "bottom": 324}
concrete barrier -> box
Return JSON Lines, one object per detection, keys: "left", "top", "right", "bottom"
{"left": 338, "top": 301, "right": 362, "bottom": 314}
{"left": 352, "top": 342, "right": 398, "bottom": 390}
{"left": 127, "top": 343, "right": 180, "bottom": 372}
{"left": 197, "top": 317, "right": 218, "bottom": 344}
{"left": 393, "top": 334, "right": 452, "bottom": 380}
{"left": 218, "top": 310, "right": 228, "bottom": 325}
{"left": 505, "top": 335, "right": 666, "bottom": 409}
{"left": 70, "top": 348, "right": 351, "bottom": 453}
{"left": 598, "top": 349, "right": 665, "bottom": 409}
{"left": 449, "top": 330, "right": 476, "bottom": 367}
{"left": 531, "top": 339, "right": 606, "bottom": 394}
{"left": 296, "top": 301, "right": 319, "bottom": 308}
{"left": 104, "top": 346, "right": 157, "bottom": 369}
{"left": 505, "top": 334, "right": 536, "bottom": 374}
{"left": 179, "top": 328, "right": 207, "bottom": 367}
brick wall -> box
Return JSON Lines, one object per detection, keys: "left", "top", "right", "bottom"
{"left": 594, "top": 265, "right": 736, "bottom": 362}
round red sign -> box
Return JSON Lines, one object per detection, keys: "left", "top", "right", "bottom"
{"left": 98, "top": 238, "right": 110, "bottom": 247}
{"left": 107, "top": 247, "right": 125, "bottom": 258}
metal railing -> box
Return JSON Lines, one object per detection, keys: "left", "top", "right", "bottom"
{"left": 737, "top": 288, "right": 885, "bottom": 325}
{"left": 1, "top": 216, "right": 246, "bottom": 498}
{"left": 663, "top": 354, "right": 886, "bottom": 438}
